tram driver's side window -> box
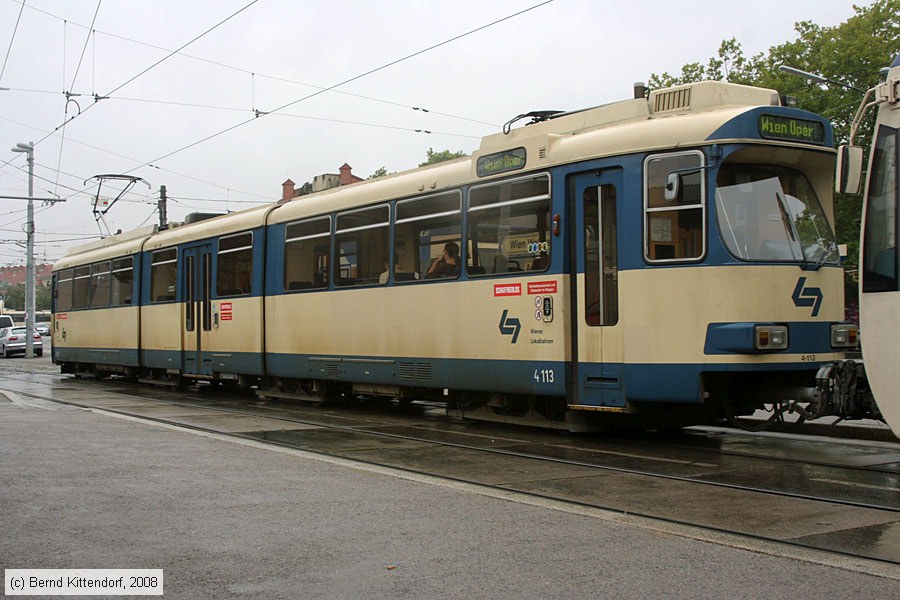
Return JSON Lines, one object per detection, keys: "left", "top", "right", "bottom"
{"left": 863, "top": 126, "right": 898, "bottom": 293}
{"left": 644, "top": 152, "right": 705, "bottom": 262}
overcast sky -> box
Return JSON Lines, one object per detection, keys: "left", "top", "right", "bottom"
{"left": 0, "top": 0, "right": 859, "bottom": 264}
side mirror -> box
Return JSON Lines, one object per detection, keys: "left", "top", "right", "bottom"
{"left": 664, "top": 173, "right": 681, "bottom": 201}
{"left": 835, "top": 145, "right": 863, "bottom": 195}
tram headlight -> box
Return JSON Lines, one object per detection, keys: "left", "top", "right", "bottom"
{"left": 754, "top": 325, "right": 788, "bottom": 350}
{"left": 831, "top": 323, "right": 859, "bottom": 348}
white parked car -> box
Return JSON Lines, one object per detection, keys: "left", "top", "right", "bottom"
{"left": 0, "top": 326, "right": 43, "bottom": 357}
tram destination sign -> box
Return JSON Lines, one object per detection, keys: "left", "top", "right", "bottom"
{"left": 758, "top": 114, "right": 825, "bottom": 144}
{"left": 476, "top": 147, "right": 527, "bottom": 177}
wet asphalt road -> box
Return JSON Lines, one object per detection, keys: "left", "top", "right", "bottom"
{"left": 2, "top": 364, "right": 900, "bottom": 598}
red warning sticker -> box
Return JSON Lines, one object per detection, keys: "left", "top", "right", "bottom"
{"left": 494, "top": 283, "right": 522, "bottom": 297}
{"left": 527, "top": 281, "right": 558, "bottom": 295}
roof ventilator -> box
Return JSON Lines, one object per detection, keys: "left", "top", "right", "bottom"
{"left": 654, "top": 88, "right": 692, "bottom": 113}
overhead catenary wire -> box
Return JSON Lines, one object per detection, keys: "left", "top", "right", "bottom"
{"left": 0, "top": 227, "right": 98, "bottom": 241}
{"left": 0, "top": 88, "right": 470, "bottom": 234}
{"left": 110, "top": 95, "right": 483, "bottom": 138}
{"left": 131, "top": 204, "right": 163, "bottom": 229}
{"left": 102, "top": 1, "right": 261, "bottom": 101}
{"left": 6, "top": 1, "right": 554, "bottom": 214}
{"left": 5, "top": 160, "right": 92, "bottom": 198}
{"left": 17, "top": 0, "right": 499, "bottom": 128}
{"left": 0, "top": 114, "right": 273, "bottom": 202}
{"left": 2, "top": 0, "right": 556, "bottom": 256}
{"left": 168, "top": 195, "right": 269, "bottom": 205}
{"left": 0, "top": 0, "right": 25, "bottom": 82}
{"left": 0, "top": 2, "right": 267, "bottom": 248}
{"left": 0, "top": 203, "right": 54, "bottom": 231}
{"left": 1, "top": 0, "right": 273, "bottom": 224}
{"left": 21, "top": 0, "right": 263, "bottom": 151}
{"left": 1, "top": 89, "right": 485, "bottom": 140}
{"left": 121, "top": 0, "right": 556, "bottom": 174}
{"left": 68, "top": 1, "right": 102, "bottom": 92}
{"left": 53, "top": 1, "right": 102, "bottom": 196}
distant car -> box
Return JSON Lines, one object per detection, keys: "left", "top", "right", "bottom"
{"left": 0, "top": 326, "right": 43, "bottom": 357}
{"left": 35, "top": 324, "right": 51, "bottom": 336}
{"left": 0, "top": 315, "right": 14, "bottom": 329}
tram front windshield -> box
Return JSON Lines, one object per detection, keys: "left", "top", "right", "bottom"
{"left": 715, "top": 164, "right": 839, "bottom": 265}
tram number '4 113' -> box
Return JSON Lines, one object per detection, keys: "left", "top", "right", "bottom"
{"left": 534, "top": 369, "right": 555, "bottom": 384}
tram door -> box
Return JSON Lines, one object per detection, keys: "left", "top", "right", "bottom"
{"left": 182, "top": 243, "right": 214, "bottom": 377}
{"left": 570, "top": 169, "right": 623, "bottom": 408}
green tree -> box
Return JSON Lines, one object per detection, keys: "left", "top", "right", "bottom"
{"left": 419, "top": 148, "right": 466, "bottom": 167}
{"left": 649, "top": 0, "right": 900, "bottom": 291}
{"left": 1, "top": 284, "right": 24, "bottom": 310}
{"left": 367, "top": 148, "right": 468, "bottom": 177}
{"left": 0, "top": 283, "right": 50, "bottom": 311}
{"left": 650, "top": 1, "right": 899, "bottom": 145}
{"left": 367, "top": 166, "right": 391, "bottom": 179}
{"left": 650, "top": 38, "right": 754, "bottom": 88}
{"left": 36, "top": 285, "right": 50, "bottom": 311}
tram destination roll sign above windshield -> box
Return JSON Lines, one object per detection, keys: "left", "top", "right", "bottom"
{"left": 758, "top": 115, "right": 825, "bottom": 144}
{"left": 477, "top": 148, "right": 527, "bottom": 177}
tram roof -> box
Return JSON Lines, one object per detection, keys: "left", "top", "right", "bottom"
{"left": 140, "top": 204, "right": 273, "bottom": 252}
{"left": 54, "top": 225, "right": 158, "bottom": 270}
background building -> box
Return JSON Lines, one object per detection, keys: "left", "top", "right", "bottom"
{"left": 281, "top": 163, "right": 364, "bottom": 201}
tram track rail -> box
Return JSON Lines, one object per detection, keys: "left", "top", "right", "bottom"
{"left": 2, "top": 371, "right": 900, "bottom": 570}
{"left": 2, "top": 371, "right": 899, "bottom": 488}
{"left": 3, "top": 370, "right": 899, "bottom": 478}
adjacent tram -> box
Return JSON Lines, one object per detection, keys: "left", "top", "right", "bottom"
{"left": 829, "top": 53, "right": 900, "bottom": 438}
{"left": 52, "top": 78, "right": 875, "bottom": 431}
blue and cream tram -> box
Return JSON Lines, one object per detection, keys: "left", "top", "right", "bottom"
{"left": 52, "top": 79, "right": 867, "bottom": 431}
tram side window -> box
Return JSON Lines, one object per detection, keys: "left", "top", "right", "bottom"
{"left": 72, "top": 266, "right": 91, "bottom": 309}
{"left": 284, "top": 217, "right": 331, "bottom": 291}
{"left": 89, "top": 261, "right": 111, "bottom": 308}
{"left": 394, "top": 191, "right": 461, "bottom": 282}
{"left": 335, "top": 205, "right": 389, "bottom": 287}
{"left": 467, "top": 174, "right": 551, "bottom": 276}
{"left": 150, "top": 248, "right": 177, "bottom": 303}
{"left": 56, "top": 269, "right": 73, "bottom": 312}
{"left": 863, "top": 126, "right": 898, "bottom": 293}
{"left": 111, "top": 257, "right": 134, "bottom": 306}
{"left": 217, "top": 232, "right": 253, "bottom": 297}
{"left": 645, "top": 152, "right": 704, "bottom": 262}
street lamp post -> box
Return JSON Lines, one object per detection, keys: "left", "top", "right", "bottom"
{"left": 11, "top": 141, "right": 35, "bottom": 359}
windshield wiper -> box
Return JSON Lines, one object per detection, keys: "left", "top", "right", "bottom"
{"left": 775, "top": 191, "right": 806, "bottom": 264}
